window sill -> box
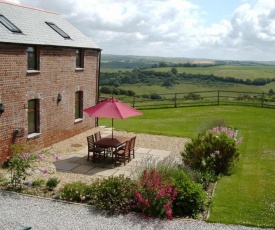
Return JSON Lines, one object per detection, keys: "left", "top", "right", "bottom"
{"left": 27, "top": 133, "right": 41, "bottom": 139}
{"left": 74, "top": 118, "right": 83, "bottom": 124}
{"left": 75, "top": 68, "right": 84, "bottom": 71}
{"left": 27, "top": 70, "right": 40, "bottom": 74}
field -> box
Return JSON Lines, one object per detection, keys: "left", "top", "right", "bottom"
{"left": 118, "top": 82, "right": 275, "bottom": 96}
{"left": 98, "top": 105, "right": 275, "bottom": 228}
{"left": 101, "top": 64, "right": 275, "bottom": 96}
{"left": 101, "top": 65, "right": 275, "bottom": 80}
{"left": 141, "top": 65, "right": 275, "bottom": 80}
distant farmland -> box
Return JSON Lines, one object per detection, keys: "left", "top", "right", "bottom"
{"left": 150, "top": 65, "right": 275, "bottom": 80}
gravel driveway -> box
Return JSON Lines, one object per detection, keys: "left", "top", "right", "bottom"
{"left": 0, "top": 190, "right": 271, "bottom": 230}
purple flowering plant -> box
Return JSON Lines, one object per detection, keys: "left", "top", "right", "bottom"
{"left": 134, "top": 168, "right": 177, "bottom": 219}
{"left": 7, "top": 144, "right": 61, "bottom": 190}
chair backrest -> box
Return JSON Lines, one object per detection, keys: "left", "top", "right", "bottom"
{"left": 130, "top": 136, "right": 136, "bottom": 150}
{"left": 124, "top": 140, "right": 131, "bottom": 154}
{"left": 94, "top": 131, "right": 101, "bottom": 142}
{"left": 87, "top": 135, "right": 95, "bottom": 149}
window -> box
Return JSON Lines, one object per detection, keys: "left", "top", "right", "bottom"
{"left": 0, "top": 14, "right": 21, "bottom": 33}
{"left": 76, "top": 49, "right": 84, "bottom": 68}
{"left": 28, "top": 99, "right": 40, "bottom": 134}
{"left": 27, "top": 46, "right": 39, "bottom": 70}
{"left": 45, "top": 22, "right": 70, "bottom": 39}
{"left": 75, "top": 91, "right": 83, "bottom": 119}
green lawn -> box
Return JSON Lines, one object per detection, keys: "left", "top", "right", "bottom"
{"left": 99, "top": 105, "right": 275, "bottom": 228}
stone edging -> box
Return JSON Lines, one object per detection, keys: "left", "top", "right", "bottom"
{"left": 206, "top": 181, "right": 218, "bottom": 220}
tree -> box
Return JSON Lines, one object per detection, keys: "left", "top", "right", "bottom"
{"left": 100, "top": 86, "right": 113, "bottom": 94}
{"left": 269, "top": 89, "right": 275, "bottom": 95}
{"left": 162, "top": 80, "right": 173, "bottom": 87}
{"left": 158, "top": 62, "right": 168, "bottom": 67}
{"left": 150, "top": 93, "right": 162, "bottom": 100}
{"left": 127, "top": 90, "right": 135, "bottom": 96}
{"left": 112, "top": 88, "right": 120, "bottom": 95}
{"left": 171, "top": 67, "right": 178, "bottom": 75}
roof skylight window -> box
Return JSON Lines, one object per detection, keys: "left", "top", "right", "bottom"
{"left": 45, "top": 22, "right": 70, "bottom": 39}
{"left": 0, "top": 14, "right": 22, "bottom": 33}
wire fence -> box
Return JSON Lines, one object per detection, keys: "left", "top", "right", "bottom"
{"left": 100, "top": 90, "right": 275, "bottom": 110}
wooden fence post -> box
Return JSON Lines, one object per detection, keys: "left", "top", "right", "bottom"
{"left": 174, "top": 93, "right": 177, "bottom": 107}
{"left": 133, "top": 96, "right": 136, "bottom": 108}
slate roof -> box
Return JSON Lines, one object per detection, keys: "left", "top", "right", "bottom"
{"left": 0, "top": 0, "right": 100, "bottom": 49}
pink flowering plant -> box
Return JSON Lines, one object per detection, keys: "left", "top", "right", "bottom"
{"left": 6, "top": 144, "right": 61, "bottom": 190}
{"left": 134, "top": 168, "right": 178, "bottom": 219}
{"left": 207, "top": 127, "right": 243, "bottom": 145}
{"left": 182, "top": 126, "right": 243, "bottom": 176}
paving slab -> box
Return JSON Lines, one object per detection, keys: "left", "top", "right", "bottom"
{"left": 134, "top": 152, "right": 150, "bottom": 159}
{"left": 75, "top": 157, "right": 110, "bottom": 167}
{"left": 135, "top": 148, "right": 151, "bottom": 154}
{"left": 71, "top": 165, "right": 95, "bottom": 174}
{"left": 148, "top": 149, "right": 171, "bottom": 157}
{"left": 54, "top": 161, "right": 79, "bottom": 171}
{"left": 64, "top": 155, "right": 85, "bottom": 163}
{"left": 126, "top": 159, "right": 143, "bottom": 167}
{"left": 86, "top": 167, "right": 118, "bottom": 177}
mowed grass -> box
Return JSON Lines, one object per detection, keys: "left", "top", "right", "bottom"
{"left": 99, "top": 105, "right": 275, "bottom": 228}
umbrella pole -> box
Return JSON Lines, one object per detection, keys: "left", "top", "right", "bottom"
{"left": 112, "top": 118, "right": 114, "bottom": 139}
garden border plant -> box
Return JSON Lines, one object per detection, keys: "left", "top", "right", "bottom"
{"left": 1, "top": 144, "right": 61, "bottom": 191}
{"left": 134, "top": 168, "right": 178, "bottom": 219}
{"left": 181, "top": 126, "right": 243, "bottom": 178}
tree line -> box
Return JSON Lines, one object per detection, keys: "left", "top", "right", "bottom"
{"left": 100, "top": 67, "right": 275, "bottom": 88}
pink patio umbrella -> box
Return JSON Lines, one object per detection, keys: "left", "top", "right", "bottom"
{"left": 83, "top": 97, "right": 143, "bottom": 138}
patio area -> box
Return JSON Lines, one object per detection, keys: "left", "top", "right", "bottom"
{"left": 54, "top": 148, "right": 174, "bottom": 178}
{"left": 53, "top": 127, "right": 182, "bottom": 178}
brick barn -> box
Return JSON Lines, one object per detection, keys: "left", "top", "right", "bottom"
{"left": 0, "top": 1, "right": 101, "bottom": 162}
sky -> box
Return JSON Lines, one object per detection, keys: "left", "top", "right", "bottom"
{"left": 5, "top": 0, "right": 275, "bottom": 61}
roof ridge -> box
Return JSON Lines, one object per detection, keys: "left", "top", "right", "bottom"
{"left": 0, "top": 0, "right": 59, "bottom": 15}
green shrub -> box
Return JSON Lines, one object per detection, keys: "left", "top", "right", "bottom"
{"left": 150, "top": 93, "right": 162, "bottom": 100}
{"left": 32, "top": 179, "right": 46, "bottom": 187}
{"left": 46, "top": 177, "right": 60, "bottom": 190}
{"left": 90, "top": 175, "right": 137, "bottom": 214}
{"left": 184, "top": 93, "right": 201, "bottom": 100}
{"left": 60, "top": 182, "right": 93, "bottom": 203}
{"left": 193, "top": 171, "right": 217, "bottom": 190}
{"left": 181, "top": 127, "right": 242, "bottom": 176}
{"left": 171, "top": 170, "right": 207, "bottom": 217}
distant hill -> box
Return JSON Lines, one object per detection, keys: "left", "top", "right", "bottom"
{"left": 101, "top": 54, "right": 275, "bottom": 69}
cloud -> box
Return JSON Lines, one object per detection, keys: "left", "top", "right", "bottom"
{"left": 7, "top": 0, "right": 275, "bottom": 60}
{"left": 6, "top": 0, "right": 20, "bottom": 3}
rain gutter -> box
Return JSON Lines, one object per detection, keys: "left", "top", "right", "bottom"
{"left": 95, "top": 49, "right": 102, "bottom": 127}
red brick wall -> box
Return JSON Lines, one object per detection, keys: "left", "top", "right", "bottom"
{"left": 0, "top": 44, "right": 100, "bottom": 162}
